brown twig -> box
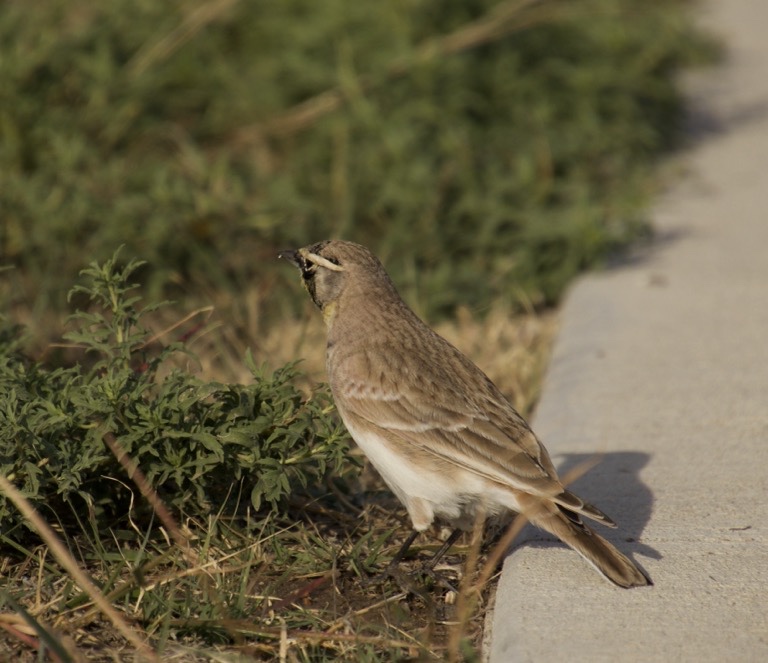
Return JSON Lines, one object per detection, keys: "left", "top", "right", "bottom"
{"left": 231, "top": 0, "right": 569, "bottom": 141}
{"left": 127, "top": 0, "right": 241, "bottom": 78}
{"left": 447, "top": 455, "right": 605, "bottom": 657}
{"left": 0, "top": 475, "right": 158, "bottom": 661}
{"left": 171, "top": 618, "right": 420, "bottom": 649}
{"left": 139, "top": 306, "right": 215, "bottom": 349}
{"left": 326, "top": 591, "right": 409, "bottom": 633}
{"left": 0, "top": 613, "right": 72, "bottom": 663}
{"left": 271, "top": 571, "right": 336, "bottom": 612}
{"left": 101, "top": 432, "right": 194, "bottom": 559}
{"left": 447, "top": 509, "right": 490, "bottom": 662}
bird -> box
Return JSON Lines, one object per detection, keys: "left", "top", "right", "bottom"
{"left": 279, "top": 240, "right": 651, "bottom": 588}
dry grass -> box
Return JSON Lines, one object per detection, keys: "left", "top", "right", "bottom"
{"left": 176, "top": 289, "right": 558, "bottom": 419}
{"left": 434, "top": 306, "right": 558, "bottom": 416}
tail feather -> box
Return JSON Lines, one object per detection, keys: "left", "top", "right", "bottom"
{"left": 527, "top": 500, "right": 651, "bottom": 588}
{"left": 554, "top": 489, "right": 617, "bottom": 528}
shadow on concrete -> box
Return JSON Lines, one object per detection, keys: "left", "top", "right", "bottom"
{"left": 559, "top": 451, "right": 659, "bottom": 560}
{"left": 511, "top": 451, "right": 660, "bottom": 573}
{"left": 603, "top": 226, "right": 691, "bottom": 271}
{"left": 684, "top": 96, "right": 768, "bottom": 144}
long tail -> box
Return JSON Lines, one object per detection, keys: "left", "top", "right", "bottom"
{"left": 522, "top": 495, "right": 652, "bottom": 588}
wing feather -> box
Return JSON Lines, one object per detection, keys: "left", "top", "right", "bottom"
{"left": 333, "top": 348, "right": 564, "bottom": 497}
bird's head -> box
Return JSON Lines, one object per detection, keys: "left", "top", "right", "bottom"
{"left": 279, "top": 240, "right": 396, "bottom": 325}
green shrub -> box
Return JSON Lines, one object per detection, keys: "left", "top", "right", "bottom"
{"left": 0, "top": 251, "right": 352, "bottom": 542}
{"left": 0, "top": 0, "right": 716, "bottom": 324}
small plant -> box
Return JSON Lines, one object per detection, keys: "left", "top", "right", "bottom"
{"left": 0, "top": 250, "right": 353, "bottom": 540}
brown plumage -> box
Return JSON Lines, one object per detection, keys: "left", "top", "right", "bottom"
{"left": 280, "top": 240, "right": 650, "bottom": 588}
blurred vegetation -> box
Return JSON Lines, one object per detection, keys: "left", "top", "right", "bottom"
{"left": 0, "top": 0, "right": 716, "bottom": 333}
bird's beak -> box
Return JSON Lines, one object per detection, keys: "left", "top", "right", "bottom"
{"left": 278, "top": 249, "right": 300, "bottom": 266}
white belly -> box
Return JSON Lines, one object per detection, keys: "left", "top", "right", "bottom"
{"left": 341, "top": 415, "right": 521, "bottom": 530}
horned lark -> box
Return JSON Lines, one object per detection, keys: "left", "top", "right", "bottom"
{"left": 280, "top": 240, "right": 650, "bottom": 588}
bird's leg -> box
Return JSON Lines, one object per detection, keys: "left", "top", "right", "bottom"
{"left": 360, "top": 530, "right": 420, "bottom": 589}
{"left": 366, "top": 529, "right": 464, "bottom": 594}
{"left": 384, "top": 529, "right": 454, "bottom": 599}
{"left": 387, "top": 529, "right": 421, "bottom": 569}
{"left": 389, "top": 528, "right": 463, "bottom": 572}
{"left": 424, "top": 528, "right": 463, "bottom": 570}
{"left": 407, "top": 528, "right": 464, "bottom": 594}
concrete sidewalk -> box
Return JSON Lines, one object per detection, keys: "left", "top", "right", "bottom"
{"left": 489, "top": 1, "right": 768, "bottom": 660}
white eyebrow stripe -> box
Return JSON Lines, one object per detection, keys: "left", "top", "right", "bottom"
{"left": 304, "top": 251, "right": 345, "bottom": 272}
